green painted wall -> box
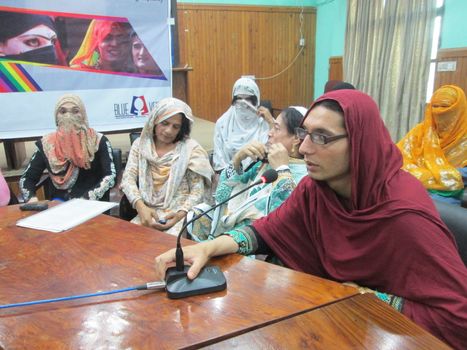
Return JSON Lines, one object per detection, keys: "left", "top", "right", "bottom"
{"left": 178, "top": 0, "right": 316, "bottom": 6}
{"left": 441, "top": 0, "right": 467, "bottom": 48}
{"left": 312, "top": 0, "right": 466, "bottom": 98}
{"left": 313, "top": 0, "right": 346, "bottom": 98}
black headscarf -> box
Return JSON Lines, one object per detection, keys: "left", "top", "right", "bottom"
{"left": 0, "top": 11, "right": 55, "bottom": 42}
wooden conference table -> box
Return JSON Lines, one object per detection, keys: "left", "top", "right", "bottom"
{"left": 203, "top": 293, "right": 451, "bottom": 349}
{"left": 0, "top": 204, "right": 449, "bottom": 349}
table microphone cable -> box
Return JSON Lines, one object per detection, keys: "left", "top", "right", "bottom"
{"left": 0, "top": 281, "right": 166, "bottom": 309}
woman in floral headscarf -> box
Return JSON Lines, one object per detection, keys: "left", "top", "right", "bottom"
{"left": 188, "top": 106, "right": 308, "bottom": 242}
{"left": 70, "top": 20, "right": 132, "bottom": 72}
{"left": 397, "top": 85, "right": 467, "bottom": 205}
{"left": 213, "top": 77, "right": 270, "bottom": 173}
{"left": 20, "top": 94, "right": 116, "bottom": 202}
{"left": 121, "top": 97, "right": 213, "bottom": 236}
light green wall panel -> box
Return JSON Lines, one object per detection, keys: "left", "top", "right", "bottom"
{"left": 178, "top": 0, "right": 317, "bottom": 6}
{"left": 440, "top": 0, "right": 467, "bottom": 48}
{"left": 314, "top": 0, "right": 346, "bottom": 99}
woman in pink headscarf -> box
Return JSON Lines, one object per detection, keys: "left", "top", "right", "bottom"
{"left": 0, "top": 170, "right": 10, "bottom": 206}
{"left": 155, "top": 90, "right": 467, "bottom": 349}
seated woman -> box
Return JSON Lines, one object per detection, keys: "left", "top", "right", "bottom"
{"left": 121, "top": 97, "right": 213, "bottom": 236}
{"left": 188, "top": 106, "right": 307, "bottom": 242}
{"left": 70, "top": 20, "right": 132, "bottom": 72}
{"left": 213, "top": 77, "right": 270, "bottom": 173}
{"left": 324, "top": 80, "right": 355, "bottom": 93}
{"left": 156, "top": 89, "right": 467, "bottom": 349}
{"left": 20, "top": 94, "right": 116, "bottom": 202}
{"left": 397, "top": 85, "right": 466, "bottom": 205}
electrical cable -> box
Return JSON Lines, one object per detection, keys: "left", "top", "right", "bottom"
{"left": 255, "top": 4, "right": 306, "bottom": 81}
{"left": 0, "top": 281, "right": 166, "bottom": 310}
{"left": 255, "top": 46, "right": 305, "bottom": 81}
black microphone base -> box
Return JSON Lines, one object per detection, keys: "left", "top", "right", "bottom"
{"left": 165, "top": 265, "right": 190, "bottom": 284}
{"left": 165, "top": 265, "right": 227, "bottom": 299}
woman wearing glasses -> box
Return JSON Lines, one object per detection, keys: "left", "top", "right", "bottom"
{"left": 155, "top": 89, "right": 467, "bottom": 349}
{"left": 187, "top": 106, "right": 307, "bottom": 242}
{"left": 212, "top": 77, "right": 270, "bottom": 173}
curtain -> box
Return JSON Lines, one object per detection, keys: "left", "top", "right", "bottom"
{"left": 344, "top": 0, "right": 437, "bottom": 141}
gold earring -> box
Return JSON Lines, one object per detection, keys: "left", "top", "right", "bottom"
{"left": 291, "top": 143, "right": 298, "bottom": 158}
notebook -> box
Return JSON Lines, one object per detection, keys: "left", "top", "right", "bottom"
{"left": 16, "top": 199, "right": 118, "bottom": 233}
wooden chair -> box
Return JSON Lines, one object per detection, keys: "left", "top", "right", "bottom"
{"left": 111, "top": 148, "right": 122, "bottom": 181}
{"left": 129, "top": 132, "right": 141, "bottom": 145}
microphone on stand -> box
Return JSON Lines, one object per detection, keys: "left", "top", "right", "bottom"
{"left": 165, "top": 168, "right": 278, "bottom": 299}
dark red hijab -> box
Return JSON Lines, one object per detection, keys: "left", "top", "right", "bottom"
{"left": 253, "top": 90, "right": 467, "bottom": 348}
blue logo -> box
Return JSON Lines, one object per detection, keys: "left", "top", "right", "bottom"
{"left": 130, "top": 96, "right": 149, "bottom": 116}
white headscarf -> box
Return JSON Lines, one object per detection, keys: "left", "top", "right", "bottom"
{"left": 290, "top": 106, "right": 308, "bottom": 117}
{"left": 213, "top": 78, "right": 269, "bottom": 171}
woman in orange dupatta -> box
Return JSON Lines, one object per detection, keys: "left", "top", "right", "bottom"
{"left": 397, "top": 85, "right": 467, "bottom": 205}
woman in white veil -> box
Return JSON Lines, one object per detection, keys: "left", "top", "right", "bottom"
{"left": 212, "top": 77, "right": 270, "bottom": 173}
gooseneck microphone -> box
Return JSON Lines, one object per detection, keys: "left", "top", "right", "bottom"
{"left": 165, "top": 168, "right": 278, "bottom": 299}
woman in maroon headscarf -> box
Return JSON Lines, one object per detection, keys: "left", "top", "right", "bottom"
{"left": 155, "top": 90, "right": 467, "bottom": 349}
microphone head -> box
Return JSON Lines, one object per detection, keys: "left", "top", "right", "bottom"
{"left": 260, "top": 169, "right": 278, "bottom": 183}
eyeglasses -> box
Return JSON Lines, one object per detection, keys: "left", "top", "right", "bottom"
{"left": 295, "top": 127, "right": 347, "bottom": 145}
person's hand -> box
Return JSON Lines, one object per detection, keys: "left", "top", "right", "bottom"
{"left": 135, "top": 200, "right": 159, "bottom": 227}
{"left": 154, "top": 243, "right": 211, "bottom": 280}
{"left": 27, "top": 196, "right": 39, "bottom": 203}
{"left": 267, "top": 143, "right": 289, "bottom": 170}
{"left": 152, "top": 210, "right": 186, "bottom": 231}
{"left": 232, "top": 141, "right": 267, "bottom": 171}
{"left": 257, "top": 106, "right": 274, "bottom": 127}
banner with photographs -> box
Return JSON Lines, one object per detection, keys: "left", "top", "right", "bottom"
{"left": 0, "top": 0, "right": 172, "bottom": 138}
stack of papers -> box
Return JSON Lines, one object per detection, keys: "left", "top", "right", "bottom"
{"left": 16, "top": 199, "right": 117, "bottom": 233}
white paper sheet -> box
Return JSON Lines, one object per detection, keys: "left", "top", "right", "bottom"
{"left": 16, "top": 199, "right": 118, "bottom": 233}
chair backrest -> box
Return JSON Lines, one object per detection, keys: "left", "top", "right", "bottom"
{"left": 119, "top": 194, "right": 137, "bottom": 221}
{"left": 129, "top": 132, "right": 141, "bottom": 145}
{"left": 112, "top": 148, "right": 122, "bottom": 176}
{"left": 207, "top": 149, "right": 214, "bottom": 167}
{"left": 7, "top": 185, "right": 19, "bottom": 205}
{"left": 433, "top": 199, "right": 467, "bottom": 266}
